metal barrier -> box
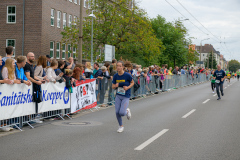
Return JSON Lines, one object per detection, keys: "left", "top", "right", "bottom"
{"left": 96, "top": 73, "right": 211, "bottom": 105}
{"left": 0, "top": 73, "right": 211, "bottom": 131}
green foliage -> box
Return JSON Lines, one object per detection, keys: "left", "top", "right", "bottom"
{"left": 228, "top": 60, "right": 240, "bottom": 72}
{"left": 204, "top": 52, "right": 217, "bottom": 69}
{"left": 151, "top": 16, "right": 193, "bottom": 67}
{"left": 61, "top": 0, "right": 164, "bottom": 66}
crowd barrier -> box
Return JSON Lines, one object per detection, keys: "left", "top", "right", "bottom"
{"left": 0, "top": 73, "right": 211, "bottom": 131}
{"left": 95, "top": 73, "right": 211, "bottom": 105}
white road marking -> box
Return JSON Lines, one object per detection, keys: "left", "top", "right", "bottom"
{"left": 203, "top": 99, "right": 210, "bottom": 104}
{"left": 213, "top": 94, "right": 217, "bottom": 96}
{"left": 134, "top": 129, "right": 169, "bottom": 151}
{"left": 182, "top": 109, "right": 196, "bottom": 118}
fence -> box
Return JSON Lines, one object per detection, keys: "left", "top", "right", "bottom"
{"left": 0, "top": 73, "right": 211, "bottom": 131}
{"left": 95, "top": 73, "right": 211, "bottom": 105}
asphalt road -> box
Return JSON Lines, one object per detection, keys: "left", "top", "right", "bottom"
{"left": 1, "top": 79, "right": 240, "bottom": 160}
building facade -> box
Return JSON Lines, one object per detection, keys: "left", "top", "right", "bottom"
{"left": 0, "top": 0, "right": 90, "bottom": 59}
{"left": 195, "top": 44, "right": 221, "bottom": 68}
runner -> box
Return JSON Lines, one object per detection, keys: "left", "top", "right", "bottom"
{"left": 227, "top": 72, "right": 231, "bottom": 84}
{"left": 112, "top": 61, "right": 134, "bottom": 133}
{"left": 213, "top": 65, "right": 226, "bottom": 100}
{"left": 210, "top": 70, "right": 216, "bottom": 93}
{"left": 237, "top": 71, "right": 240, "bottom": 81}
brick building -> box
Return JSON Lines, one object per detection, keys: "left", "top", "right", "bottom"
{"left": 0, "top": 0, "right": 90, "bottom": 60}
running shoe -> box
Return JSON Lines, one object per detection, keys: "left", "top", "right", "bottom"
{"left": 212, "top": 91, "right": 214, "bottom": 93}
{"left": 217, "top": 97, "right": 221, "bottom": 100}
{"left": 117, "top": 126, "right": 124, "bottom": 133}
{"left": 126, "top": 108, "right": 131, "bottom": 120}
{"left": 221, "top": 92, "right": 224, "bottom": 96}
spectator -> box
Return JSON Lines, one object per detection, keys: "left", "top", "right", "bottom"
{"left": 63, "top": 69, "right": 75, "bottom": 93}
{"left": 73, "top": 67, "right": 85, "bottom": 81}
{"left": 0, "top": 46, "right": 14, "bottom": 71}
{"left": 15, "top": 56, "right": 31, "bottom": 86}
{"left": 46, "top": 59, "right": 64, "bottom": 83}
{"left": 181, "top": 66, "right": 186, "bottom": 75}
{"left": 61, "top": 57, "right": 75, "bottom": 72}
{"left": 68, "top": 57, "right": 75, "bottom": 70}
{"left": 24, "top": 52, "right": 44, "bottom": 85}
{"left": 34, "top": 55, "right": 49, "bottom": 82}
{"left": 0, "top": 56, "right": 13, "bottom": 84}
{"left": 55, "top": 60, "right": 65, "bottom": 83}
{"left": 93, "top": 62, "right": 102, "bottom": 78}
{"left": 172, "top": 66, "right": 179, "bottom": 75}
{"left": 99, "top": 66, "right": 111, "bottom": 106}
{"left": 46, "top": 55, "right": 51, "bottom": 67}
{"left": 109, "top": 59, "right": 117, "bottom": 75}
{"left": 24, "top": 52, "right": 45, "bottom": 124}
{"left": 110, "top": 63, "right": 117, "bottom": 77}
{"left": 132, "top": 65, "right": 138, "bottom": 76}
{"left": 2, "top": 58, "right": 21, "bottom": 84}
{"left": 168, "top": 67, "right": 173, "bottom": 76}
{"left": 84, "top": 62, "right": 93, "bottom": 78}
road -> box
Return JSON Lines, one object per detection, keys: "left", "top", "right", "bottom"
{"left": 1, "top": 79, "right": 240, "bottom": 160}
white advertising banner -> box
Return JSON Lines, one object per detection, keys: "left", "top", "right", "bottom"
{"left": 0, "top": 84, "right": 35, "bottom": 120}
{"left": 71, "top": 79, "right": 97, "bottom": 113}
{"left": 38, "top": 82, "right": 70, "bottom": 113}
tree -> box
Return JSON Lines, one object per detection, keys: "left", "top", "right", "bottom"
{"left": 151, "top": 16, "right": 191, "bottom": 67}
{"left": 61, "top": 0, "right": 164, "bottom": 66}
{"left": 187, "top": 45, "right": 199, "bottom": 65}
{"left": 204, "top": 52, "right": 217, "bottom": 69}
{"left": 228, "top": 60, "right": 240, "bottom": 72}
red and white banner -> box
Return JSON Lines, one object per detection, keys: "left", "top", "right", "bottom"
{"left": 71, "top": 79, "right": 97, "bottom": 113}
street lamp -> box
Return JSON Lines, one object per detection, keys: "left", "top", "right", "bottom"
{"left": 89, "top": 10, "right": 96, "bottom": 65}
{"left": 200, "top": 38, "right": 210, "bottom": 67}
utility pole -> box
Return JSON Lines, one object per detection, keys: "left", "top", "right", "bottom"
{"left": 78, "top": 0, "right": 83, "bottom": 64}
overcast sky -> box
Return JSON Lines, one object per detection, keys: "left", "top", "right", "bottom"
{"left": 138, "top": 0, "right": 240, "bottom": 61}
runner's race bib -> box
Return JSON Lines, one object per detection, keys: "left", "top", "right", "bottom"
{"left": 215, "top": 80, "right": 220, "bottom": 83}
{"left": 117, "top": 87, "right": 126, "bottom": 95}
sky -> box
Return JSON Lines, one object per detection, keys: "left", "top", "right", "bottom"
{"left": 138, "top": 0, "right": 240, "bottom": 61}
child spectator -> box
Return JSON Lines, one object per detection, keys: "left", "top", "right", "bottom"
{"left": 46, "top": 59, "right": 64, "bottom": 83}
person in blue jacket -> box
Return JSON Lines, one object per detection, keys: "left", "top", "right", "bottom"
{"left": 15, "top": 56, "right": 31, "bottom": 86}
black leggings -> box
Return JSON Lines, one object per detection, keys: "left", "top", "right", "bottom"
{"left": 211, "top": 82, "right": 215, "bottom": 91}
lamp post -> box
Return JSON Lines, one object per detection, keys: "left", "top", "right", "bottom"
{"left": 89, "top": 10, "right": 96, "bottom": 65}
{"left": 200, "top": 38, "right": 210, "bottom": 67}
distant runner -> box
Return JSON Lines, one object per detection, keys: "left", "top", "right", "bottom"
{"left": 210, "top": 70, "right": 216, "bottom": 93}
{"left": 213, "top": 65, "right": 226, "bottom": 100}
{"left": 237, "top": 71, "right": 240, "bottom": 81}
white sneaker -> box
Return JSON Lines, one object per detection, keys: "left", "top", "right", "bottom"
{"left": 126, "top": 108, "right": 131, "bottom": 120}
{"left": 34, "top": 119, "right": 43, "bottom": 124}
{"left": 117, "top": 126, "right": 124, "bottom": 133}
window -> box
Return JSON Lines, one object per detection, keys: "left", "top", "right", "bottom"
{"left": 57, "top": 11, "right": 61, "bottom": 28}
{"left": 203, "top": 54, "right": 205, "bottom": 56}
{"left": 74, "top": 0, "right": 77, "bottom": 4}
{"left": 6, "top": 39, "right": 16, "bottom": 57}
{"left": 7, "top": 6, "right": 16, "bottom": 23}
{"left": 56, "top": 42, "right": 60, "bottom": 59}
{"left": 63, "top": 13, "right": 67, "bottom": 28}
{"left": 68, "top": 44, "right": 71, "bottom": 58}
{"left": 62, "top": 44, "right": 66, "bottom": 59}
{"left": 51, "top": 9, "right": 55, "bottom": 26}
{"left": 69, "top": 15, "right": 72, "bottom": 27}
{"left": 50, "top": 41, "right": 54, "bottom": 57}
{"left": 74, "top": 16, "right": 77, "bottom": 26}
{"left": 84, "top": 0, "right": 87, "bottom": 8}
{"left": 73, "top": 47, "right": 76, "bottom": 59}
